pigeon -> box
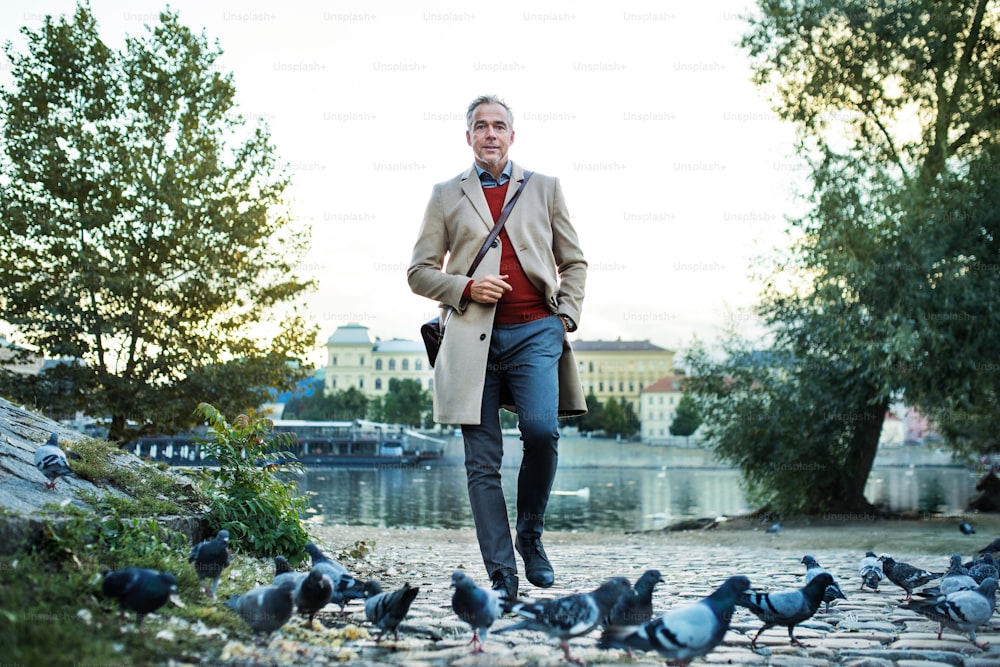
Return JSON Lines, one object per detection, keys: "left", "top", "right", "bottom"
{"left": 188, "top": 529, "right": 231, "bottom": 602}
{"left": 959, "top": 522, "right": 976, "bottom": 535}
{"left": 737, "top": 572, "right": 833, "bottom": 649}
{"left": 224, "top": 584, "right": 295, "bottom": 635}
{"left": 801, "top": 555, "right": 846, "bottom": 612}
{"left": 305, "top": 542, "right": 381, "bottom": 614}
{"left": 364, "top": 582, "right": 420, "bottom": 641}
{"left": 599, "top": 575, "right": 751, "bottom": 665}
{"left": 968, "top": 553, "right": 1000, "bottom": 584}
{"left": 858, "top": 551, "right": 884, "bottom": 592}
{"left": 877, "top": 555, "right": 942, "bottom": 601}
{"left": 495, "top": 576, "right": 632, "bottom": 666}
{"left": 272, "top": 556, "right": 334, "bottom": 626}
{"left": 765, "top": 522, "right": 782, "bottom": 534}
{"left": 34, "top": 432, "right": 74, "bottom": 489}
{"left": 605, "top": 569, "right": 664, "bottom": 628}
{"left": 450, "top": 570, "right": 506, "bottom": 654}
{"left": 101, "top": 567, "right": 178, "bottom": 629}
{"left": 975, "top": 536, "right": 1000, "bottom": 555}
{"left": 901, "top": 577, "right": 999, "bottom": 647}
{"left": 916, "top": 554, "right": 977, "bottom": 598}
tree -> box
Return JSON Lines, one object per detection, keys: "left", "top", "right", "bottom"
{"left": 0, "top": 3, "right": 317, "bottom": 441}
{"left": 684, "top": 0, "right": 1000, "bottom": 513}
{"left": 381, "top": 378, "right": 431, "bottom": 427}
{"left": 576, "top": 390, "right": 605, "bottom": 433}
{"left": 602, "top": 397, "right": 638, "bottom": 439}
{"left": 669, "top": 392, "right": 702, "bottom": 438}
{"left": 283, "top": 386, "right": 368, "bottom": 421}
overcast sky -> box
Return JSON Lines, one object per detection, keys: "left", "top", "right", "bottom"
{"left": 0, "top": 0, "right": 809, "bottom": 366}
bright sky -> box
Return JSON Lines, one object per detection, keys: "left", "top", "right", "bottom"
{"left": 0, "top": 0, "right": 806, "bottom": 366}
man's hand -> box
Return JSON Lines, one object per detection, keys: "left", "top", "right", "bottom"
{"left": 469, "top": 274, "right": 512, "bottom": 304}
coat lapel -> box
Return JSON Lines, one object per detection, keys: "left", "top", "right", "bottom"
{"left": 460, "top": 167, "right": 493, "bottom": 230}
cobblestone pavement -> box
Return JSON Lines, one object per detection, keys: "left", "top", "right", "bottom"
{"left": 210, "top": 522, "right": 1000, "bottom": 667}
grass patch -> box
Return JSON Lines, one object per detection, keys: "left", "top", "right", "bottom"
{"left": 67, "top": 437, "right": 207, "bottom": 517}
{"left": 0, "top": 511, "right": 276, "bottom": 665}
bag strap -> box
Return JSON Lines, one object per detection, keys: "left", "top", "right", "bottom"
{"left": 465, "top": 170, "right": 534, "bottom": 277}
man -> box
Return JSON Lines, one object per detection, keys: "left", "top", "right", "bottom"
{"left": 408, "top": 95, "right": 587, "bottom": 601}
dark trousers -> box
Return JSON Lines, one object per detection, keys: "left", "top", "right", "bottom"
{"left": 461, "top": 315, "right": 563, "bottom": 578}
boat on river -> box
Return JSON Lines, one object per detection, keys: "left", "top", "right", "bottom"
{"left": 128, "top": 419, "right": 446, "bottom": 468}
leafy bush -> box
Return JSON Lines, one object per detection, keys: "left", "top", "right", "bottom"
{"left": 188, "top": 402, "right": 310, "bottom": 561}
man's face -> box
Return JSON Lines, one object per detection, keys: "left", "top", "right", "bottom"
{"left": 466, "top": 102, "right": 515, "bottom": 172}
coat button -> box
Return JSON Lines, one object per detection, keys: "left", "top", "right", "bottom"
{"left": 479, "top": 333, "right": 487, "bottom": 340}
{"left": 491, "top": 240, "right": 499, "bottom": 248}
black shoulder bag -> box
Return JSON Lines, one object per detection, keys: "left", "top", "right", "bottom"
{"left": 421, "top": 171, "right": 534, "bottom": 368}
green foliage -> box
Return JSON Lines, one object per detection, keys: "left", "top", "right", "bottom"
{"left": 188, "top": 402, "right": 310, "bottom": 562}
{"left": 575, "top": 390, "right": 605, "bottom": 433}
{"left": 283, "top": 384, "right": 369, "bottom": 421}
{"left": 67, "top": 437, "right": 206, "bottom": 516}
{"left": 602, "top": 397, "right": 639, "bottom": 439}
{"left": 669, "top": 392, "right": 702, "bottom": 437}
{"left": 0, "top": 1, "right": 317, "bottom": 441}
{"left": 0, "top": 508, "right": 256, "bottom": 666}
{"left": 684, "top": 0, "right": 1000, "bottom": 514}
{"left": 381, "top": 378, "right": 432, "bottom": 427}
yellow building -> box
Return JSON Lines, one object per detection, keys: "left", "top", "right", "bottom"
{"left": 324, "top": 324, "right": 433, "bottom": 397}
{"left": 324, "top": 325, "right": 673, "bottom": 415}
{"left": 572, "top": 340, "right": 675, "bottom": 413}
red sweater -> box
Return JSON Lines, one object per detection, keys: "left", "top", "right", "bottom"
{"left": 464, "top": 183, "right": 550, "bottom": 324}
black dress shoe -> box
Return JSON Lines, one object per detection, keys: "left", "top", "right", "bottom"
{"left": 491, "top": 568, "right": 519, "bottom": 603}
{"left": 516, "top": 535, "right": 554, "bottom": 588}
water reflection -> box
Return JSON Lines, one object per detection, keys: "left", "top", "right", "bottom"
{"left": 296, "top": 463, "right": 979, "bottom": 533}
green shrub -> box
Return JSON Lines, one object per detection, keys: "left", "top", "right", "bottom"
{"left": 188, "top": 402, "right": 310, "bottom": 562}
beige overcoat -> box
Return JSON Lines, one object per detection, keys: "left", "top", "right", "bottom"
{"left": 407, "top": 162, "right": 588, "bottom": 425}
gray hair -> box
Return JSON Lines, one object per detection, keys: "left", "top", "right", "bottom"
{"left": 466, "top": 95, "right": 514, "bottom": 130}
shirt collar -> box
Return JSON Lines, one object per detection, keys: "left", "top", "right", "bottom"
{"left": 475, "top": 160, "right": 512, "bottom": 187}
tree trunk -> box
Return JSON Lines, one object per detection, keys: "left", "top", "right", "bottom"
{"left": 836, "top": 396, "right": 889, "bottom": 514}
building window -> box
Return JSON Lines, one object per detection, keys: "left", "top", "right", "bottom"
{"left": 375, "top": 359, "right": 382, "bottom": 370}
{"left": 375, "top": 378, "right": 382, "bottom": 390}
{"left": 331, "top": 356, "right": 337, "bottom": 366}
{"left": 427, "top": 378, "right": 433, "bottom": 390}
{"left": 415, "top": 359, "right": 423, "bottom": 371}
{"left": 358, "top": 377, "right": 364, "bottom": 389}
{"left": 599, "top": 382, "right": 604, "bottom": 392}
{"left": 389, "top": 359, "right": 396, "bottom": 371}
{"left": 360, "top": 355, "right": 365, "bottom": 366}
{"left": 589, "top": 361, "right": 594, "bottom": 372}
{"left": 402, "top": 359, "right": 409, "bottom": 371}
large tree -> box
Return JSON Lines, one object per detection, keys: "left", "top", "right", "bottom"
{"left": 0, "top": 3, "right": 317, "bottom": 441}
{"left": 685, "top": 0, "right": 1000, "bottom": 513}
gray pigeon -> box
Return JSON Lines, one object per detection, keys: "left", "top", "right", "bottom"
{"left": 188, "top": 529, "right": 231, "bottom": 602}
{"left": 901, "top": 577, "right": 999, "bottom": 647}
{"left": 450, "top": 570, "right": 506, "bottom": 654}
{"left": 916, "top": 554, "right": 977, "bottom": 598}
{"left": 878, "top": 554, "right": 942, "bottom": 600}
{"left": 968, "top": 553, "right": 1000, "bottom": 585}
{"left": 495, "top": 577, "right": 632, "bottom": 665}
{"left": 858, "top": 551, "right": 884, "bottom": 592}
{"left": 599, "top": 575, "right": 751, "bottom": 664}
{"left": 224, "top": 584, "right": 295, "bottom": 635}
{"left": 101, "top": 567, "right": 178, "bottom": 629}
{"left": 737, "top": 572, "right": 833, "bottom": 649}
{"left": 801, "top": 555, "right": 846, "bottom": 611}
{"left": 305, "top": 542, "right": 381, "bottom": 614}
{"left": 605, "top": 569, "right": 664, "bottom": 628}
{"left": 34, "top": 432, "right": 74, "bottom": 489}
{"left": 364, "top": 582, "right": 420, "bottom": 641}
{"left": 272, "top": 556, "right": 334, "bottom": 625}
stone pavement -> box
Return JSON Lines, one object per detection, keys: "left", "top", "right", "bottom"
{"left": 207, "top": 522, "right": 1000, "bottom": 667}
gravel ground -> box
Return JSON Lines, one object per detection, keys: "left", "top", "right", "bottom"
{"left": 199, "top": 517, "right": 1000, "bottom": 667}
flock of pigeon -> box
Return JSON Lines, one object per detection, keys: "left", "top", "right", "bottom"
{"left": 32, "top": 434, "right": 1000, "bottom": 663}
{"left": 96, "top": 527, "right": 1000, "bottom": 665}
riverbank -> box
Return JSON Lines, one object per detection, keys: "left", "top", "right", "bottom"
{"left": 205, "top": 518, "right": 1000, "bottom": 666}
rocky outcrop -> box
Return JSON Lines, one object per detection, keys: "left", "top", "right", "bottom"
{"left": 0, "top": 396, "right": 207, "bottom": 554}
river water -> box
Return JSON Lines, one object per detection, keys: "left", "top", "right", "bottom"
{"left": 294, "top": 440, "right": 980, "bottom": 532}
